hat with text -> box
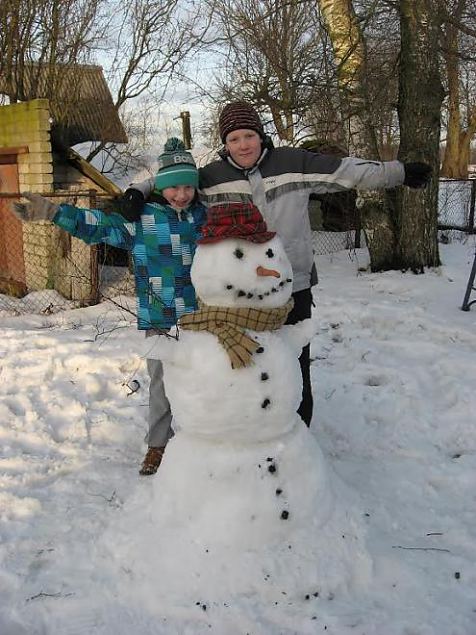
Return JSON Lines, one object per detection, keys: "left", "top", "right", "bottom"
{"left": 154, "top": 137, "right": 198, "bottom": 192}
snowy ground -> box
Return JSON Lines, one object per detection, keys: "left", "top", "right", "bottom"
{"left": 1, "top": 241, "right": 476, "bottom": 634}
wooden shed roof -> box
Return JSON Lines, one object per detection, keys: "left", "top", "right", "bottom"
{"left": 1, "top": 64, "right": 127, "bottom": 148}
{"left": 63, "top": 147, "right": 123, "bottom": 196}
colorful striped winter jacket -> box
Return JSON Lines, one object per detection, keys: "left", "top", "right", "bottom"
{"left": 53, "top": 201, "right": 207, "bottom": 330}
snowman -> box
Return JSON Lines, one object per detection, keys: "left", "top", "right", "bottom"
{"left": 126, "top": 203, "right": 371, "bottom": 607}
{"left": 143, "top": 202, "right": 314, "bottom": 444}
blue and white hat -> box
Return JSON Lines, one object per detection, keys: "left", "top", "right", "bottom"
{"left": 154, "top": 137, "right": 198, "bottom": 192}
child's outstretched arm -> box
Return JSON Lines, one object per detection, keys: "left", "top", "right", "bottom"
{"left": 12, "top": 192, "right": 134, "bottom": 250}
{"left": 13, "top": 192, "right": 59, "bottom": 222}
{"left": 301, "top": 152, "right": 431, "bottom": 193}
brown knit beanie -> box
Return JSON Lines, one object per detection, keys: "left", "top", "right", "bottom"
{"left": 219, "top": 101, "right": 265, "bottom": 143}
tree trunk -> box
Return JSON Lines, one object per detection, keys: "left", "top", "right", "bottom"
{"left": 440, "top": 0, "right": 466, "bottom": 178}
{"left": 317, "top": 0, "right": 377, "bottom": 156}
{"left": 440, "top": 24, "right": 462, "bottom": 177}
{"left": 458, "top": 108, "right": 476, "bottom": 178}
{"left": 269, "top": 103, "right": 294, "bottom": 143}
{"left": 317, "top": 0, "right": 396, "bottom": 270}
{"left": 396, "top": 0, "right": 443, "bottom": 271}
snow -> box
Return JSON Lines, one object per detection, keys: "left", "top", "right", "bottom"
{"left": 1, "top": 241, "right": 476, "bottom": 634}
{"left": 0, "top": 290, "right": 75, "bottom": 318}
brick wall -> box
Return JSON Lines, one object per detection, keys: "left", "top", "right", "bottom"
{"left": 0, "top": 99, "right": 57, "bottom": 293}
{"left": 0, "top": 99, "right": 53, "bottom": 193}
{"left": 0, "top": 101, "right": 109, "bottom": 304}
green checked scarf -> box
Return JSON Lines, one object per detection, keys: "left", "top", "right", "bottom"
{"left": 179, "top": 299, "right": 294, "bottom": 369}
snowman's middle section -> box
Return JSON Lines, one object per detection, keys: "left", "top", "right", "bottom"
{"left": 163, "top": 327, "right": 303, "bottom": 442}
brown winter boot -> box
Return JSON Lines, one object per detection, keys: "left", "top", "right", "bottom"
{"left": 139, "top": 446, "right": 166, "bottom": 476}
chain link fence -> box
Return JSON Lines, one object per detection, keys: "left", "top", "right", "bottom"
{"left": 0, "top": 190, "right": 135, "bottom": 318}
{"left": 438, "top": 179, "right": 476, "bottom": 241}
{"left": 309, "top": 191, "right": 362, "bottom": 255}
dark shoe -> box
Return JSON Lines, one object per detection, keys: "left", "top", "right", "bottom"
{"left": 139, "top": 446, "right": 165, "bottom": 475}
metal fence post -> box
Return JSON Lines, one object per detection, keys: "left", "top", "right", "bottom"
{"left": 87, "top": 189, "right": 100, "bottom": 305}
{"left": 461, "top": 249, "right": 476, "bottom": 311}
{"left": 468, "top": 180, "right": 476, "bottom": 234}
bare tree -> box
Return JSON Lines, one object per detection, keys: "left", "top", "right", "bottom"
{"left": 86, "top": 0, "right": 211, "bottom": 163}
{"left": 200, "top": 0, "right": 401, "bottom": 152}
{"left": 319, "top": 0, "right": 443, "bottom": 271}
{"left": 210, "top": 0, "right": 328, "bottom": 143}
{"left": 317, "top": 0, "right": 380, "bottom": 156}
{"left": 0, "top": 0, "right": 104, "bottom": 102}
{"left": 0, "top": 0, "right": 210, "bottom": 174}
{"left": 439, "top": 0, "right": 476, "bottom": 178}
{"left": 317, "top": 0, "right": 401, "bottom": 270}
{"left": 360, "top": 6, "right": 401, "bottom": 158}
{"left": 89, "top": 99, "right": 158, "bottom": 176}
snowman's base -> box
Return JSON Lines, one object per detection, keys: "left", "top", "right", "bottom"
{"left": 112, "top": 421, "right": 371, "bottom": 608}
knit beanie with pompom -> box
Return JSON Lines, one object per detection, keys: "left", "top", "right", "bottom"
{"left": 154, "top": 137, "right": 198, "bottom": 192}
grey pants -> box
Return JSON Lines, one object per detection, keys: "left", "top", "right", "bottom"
{"left": 146, "top": 358, "right": 174, "bottom": 448}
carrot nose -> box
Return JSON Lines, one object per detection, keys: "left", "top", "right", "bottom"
{"left": 256, "top": 265, "right": 280, "bottom": 278}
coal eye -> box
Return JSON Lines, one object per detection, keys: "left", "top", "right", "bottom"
{"left": 234, "top": 248, "right": 244, "bottom": 259}
{"left": 266, "top": 248, "right": 274, "bottom": 258}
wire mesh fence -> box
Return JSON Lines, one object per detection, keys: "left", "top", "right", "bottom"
{"left": 438, "top": 179, "right": 476, "bottom": 241}
{"left": 314, "top": 229, "right": 363, "bottom": 255}
{"left": 0, "top": 190, "right": 135, "bottom": 318}
{"left": 309, "top": 191, "right": 362, "bottom": 255}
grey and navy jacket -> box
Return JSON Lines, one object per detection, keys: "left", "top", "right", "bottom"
{"left": 54, "top": 200, "right": 207, "bottom": 330}
{"left": 199, "top": 147, "right": 405, "bottom": 292}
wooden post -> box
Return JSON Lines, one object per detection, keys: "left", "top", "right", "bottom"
{"left": 180, "top": 111, "right": 192, "bottom": 149}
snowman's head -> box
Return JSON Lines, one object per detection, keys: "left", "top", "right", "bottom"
{"left": 193, "top": 202, "right": 293, "bottom": 308}
{"left": 191, "top": 235, "right": 293, "bottom": 308}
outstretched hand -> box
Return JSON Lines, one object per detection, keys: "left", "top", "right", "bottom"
{"left": 12, "top": 192, "right": 59, "bottom": 222}
{"left": 403, "top": 162, "right": 432, "bottom": 189}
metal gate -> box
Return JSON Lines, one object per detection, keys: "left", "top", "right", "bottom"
{"left": 0, "top": 158, "right": 26, "bottom": 296}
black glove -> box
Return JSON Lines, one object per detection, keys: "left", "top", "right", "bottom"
{"left": 403, "top": 162, "right": 432, "bottom": 189}
{"left": 115, "top": 188, "right": 144, "bottom": 222}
